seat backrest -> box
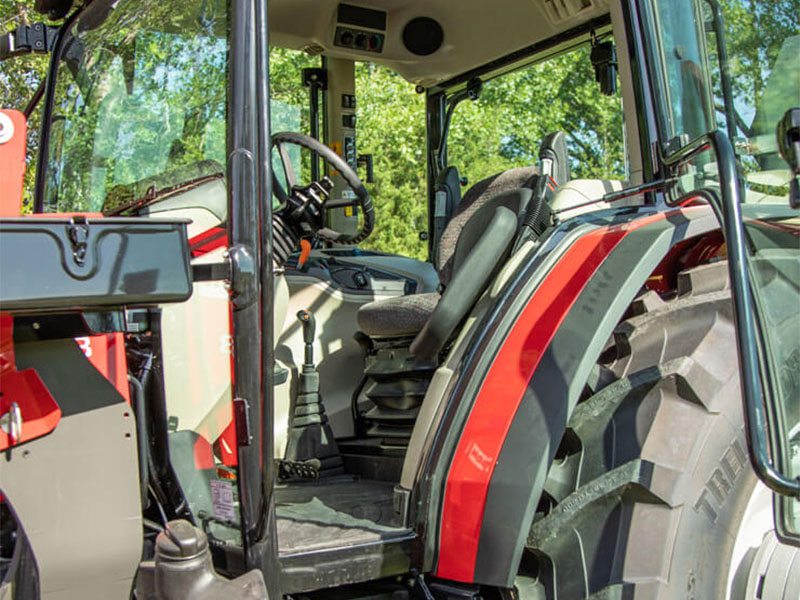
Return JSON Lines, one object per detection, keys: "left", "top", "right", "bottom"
{"left": 411, "top": 186, "right": 533, "bottom": 361}
{"left": 436, "top": 166, "right": 537, "bottom": 287}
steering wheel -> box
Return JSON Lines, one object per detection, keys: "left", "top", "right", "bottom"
{"left": 271, "top": 132, "right": 374, "bottom": 245}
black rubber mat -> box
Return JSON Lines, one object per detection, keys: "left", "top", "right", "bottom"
{"left": 276, "top": 478, "right": 407, "bottom": 554}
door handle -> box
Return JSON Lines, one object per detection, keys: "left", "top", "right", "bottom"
{"left": 0, "top": 401, "right": 22, "bottom": 445}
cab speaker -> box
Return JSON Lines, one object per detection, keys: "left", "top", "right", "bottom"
{"left": 402, "top": 17, "right": 444, "bottom": 56}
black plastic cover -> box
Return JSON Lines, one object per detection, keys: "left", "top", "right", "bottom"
{"left": 0, "top": 217, "right": 192, "bottom": 312}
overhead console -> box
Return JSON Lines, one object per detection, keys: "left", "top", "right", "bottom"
{"left": 334, "top": 3, "right": 386, "bottom": 54}
{"left": 269, "top": 0, "right": 612, "bottom": 87}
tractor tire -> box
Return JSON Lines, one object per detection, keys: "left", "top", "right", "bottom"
{"left": 520, "top": 261, "right": 764, "bottom": 599}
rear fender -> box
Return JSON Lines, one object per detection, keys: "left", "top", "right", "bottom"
{"left": 427, "top": 205, "right": 724, "bottom": 587}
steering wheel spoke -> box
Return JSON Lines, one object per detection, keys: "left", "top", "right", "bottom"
{"left": 276, "top": 140, "right": 298, "bottom": 190}
{"left": 271, "top": 132, "right": 374, "bottom": 248}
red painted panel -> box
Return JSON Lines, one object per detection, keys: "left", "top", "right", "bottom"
{"left": 435, "top": 211, "right": 677, "bottom": 582}
{"left": 76, "top": 334, "right": 131, "bottom": 403}
{"left": 0, "top": 315, "right": 61, "bottom": 450}
{"left": 189, "top": 227, "right": 228, "bottom": 257}
{"left": 0, "top": 110, "right": 27, "bottom": 217}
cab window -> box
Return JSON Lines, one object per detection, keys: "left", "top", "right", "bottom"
{"left": 447, "top": 42, "right": 627, "bottom": 187}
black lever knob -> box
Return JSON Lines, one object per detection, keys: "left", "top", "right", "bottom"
{"left": 297, "top": 309, "right": 315, "bottom": 366}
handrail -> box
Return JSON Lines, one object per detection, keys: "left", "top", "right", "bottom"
{"left": 662, "top": 130, "right": 800, "bottom": 498}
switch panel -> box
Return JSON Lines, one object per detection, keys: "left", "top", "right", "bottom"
{"left": 335, "top": 26, "right": 384, "bottom": 53}
{"left": 343, "top": 135, "right": 357, "bottom": 171}
{"left": 342, "top": 94, "right": 356, "bottom": 109}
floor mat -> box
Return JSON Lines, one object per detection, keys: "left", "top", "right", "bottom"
{"left": 276, "top": 478, "right": 407, "bottom": 554}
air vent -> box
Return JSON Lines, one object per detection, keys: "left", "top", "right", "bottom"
{"left": 542, "top": 0, "right": 593, "bottom": 24}
{"left": 302, "top": 44, "right": 326, "bottom": 56}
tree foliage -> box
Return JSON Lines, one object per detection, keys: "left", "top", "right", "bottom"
{"left": 1, "top": 0, "right": 796, "bottom": 250}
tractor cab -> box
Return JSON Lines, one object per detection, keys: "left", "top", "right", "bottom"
{"left": 1, "top": 0, "right": 799, "bottom": 598}
{"left": 34, "top": 1, "right": 637, "bottom": 585}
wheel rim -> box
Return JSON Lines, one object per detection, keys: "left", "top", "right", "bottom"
{"left": 726, "top": 481, "right": 774, "bottom": 599}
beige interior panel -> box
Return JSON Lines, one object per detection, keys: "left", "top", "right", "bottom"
{"left": 142, "top": 178, "right": 226, "bottom": 236}
{"left": 269, "top": 0, "right": 612, "bottom": 87}
{"left": 161, "top": 247, "right": 233, "bottom": 443}
{"left": 0, "top": 405, "right": 142, "bottom": 599}
{"left": 278, "top": 276, "right": 402, "bottom": 437}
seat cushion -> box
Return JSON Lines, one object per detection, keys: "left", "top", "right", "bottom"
{"left": 357, "top": 292, "right": 441, "bottom": 338}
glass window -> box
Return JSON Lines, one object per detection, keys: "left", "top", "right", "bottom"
{"left": 446, "top": 43, "right": 626, "bottom": 188}
{"left": 647, "top": 0, "right": 800, "bottom": 534}
{"left": 269, "top": 47, "right": 319, "bottom": 196}
{"left": 745, "top": 212, "right": 800, "bottom": 534}
{"left": 646, "top": 0, "right": 799, "bottom": 205}
{"left": 704, "top": 0, "right": 800, "bottom": 204}
{"left": 644, "top": 0, "right": 715, "bottom": 146}
{"left": 42, "top": 0, "right": 243, "bottom": 546}
{"left": 356, "top": 62, "right": 427, "bottom": 258}
{"left": 43, "top": 0, "right": 228, "bottom": 214}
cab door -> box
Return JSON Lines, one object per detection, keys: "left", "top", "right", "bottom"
{"left": 639, "top": 0, "right": 800, "bottom": 544}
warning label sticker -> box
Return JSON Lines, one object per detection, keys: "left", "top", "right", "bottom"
{"left": 210, "top": 479, "right": 237, "bottom": 522}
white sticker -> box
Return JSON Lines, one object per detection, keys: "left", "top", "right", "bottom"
{"left": 75, "top": 337, "right": 93, "bottom": 358}
{"left": 210, "top": 479, "right": 237, "bottom": 522}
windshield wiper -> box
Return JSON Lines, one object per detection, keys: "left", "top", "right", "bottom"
{"left": 107, "top": 172, "right": 224, "bottom": 216}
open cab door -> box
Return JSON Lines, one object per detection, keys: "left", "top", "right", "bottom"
{"left": 747, "top": 110, "right": 800, "bottom": 545}
{"left": 640, "top": 0, "right": 800, "bottom": 549}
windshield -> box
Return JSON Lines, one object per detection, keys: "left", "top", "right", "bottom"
{"left": 42, "top": 0, "right": 228, "bottom": 214}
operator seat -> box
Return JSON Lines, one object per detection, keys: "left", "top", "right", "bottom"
{"left": 356, "top": 166, "right": 538, "bottom": 345}
{"left": 356, "top": 131, "right": 571, "bottom": 353}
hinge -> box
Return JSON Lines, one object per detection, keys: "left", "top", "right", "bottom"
{"left": 233, "top": 397, "right": 253, "bottom": 447}
{"left": 0, "top": 23, "right": 60, "bottom": 62}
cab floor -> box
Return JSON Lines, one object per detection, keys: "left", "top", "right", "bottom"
{"left": 275, "top": 477, "right": 408, "bottom": 555}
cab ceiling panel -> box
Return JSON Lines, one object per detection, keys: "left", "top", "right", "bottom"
{"left": 268, "top": 0, "right": 610, "bottom": 87}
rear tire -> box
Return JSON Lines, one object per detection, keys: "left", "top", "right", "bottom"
{"left": 521, "top": 261, "right": 760, "bottom": 599}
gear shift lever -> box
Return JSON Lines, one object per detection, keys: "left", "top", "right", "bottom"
{"left": 281, "top": 309, "right": 343, "bottom": 479}
{"left": 299, "top": 309, "right": 315, "bottom": 367}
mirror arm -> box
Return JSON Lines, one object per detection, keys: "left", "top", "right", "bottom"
{"left": 663, "top": 130, "right": 800, "bottom": 499}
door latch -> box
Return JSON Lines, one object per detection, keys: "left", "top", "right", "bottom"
{"left": 67, "top": 217, "right": 90, "bottom": 266}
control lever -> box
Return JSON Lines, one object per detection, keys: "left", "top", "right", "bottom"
{"left": 299, "top": 309, "right": 315, "bottom": 366}
{"left": 280, "top": 309, "right": 343, "bottom": 479}
{"left": 357, "top": 154, "right": 374, "bottom": 183}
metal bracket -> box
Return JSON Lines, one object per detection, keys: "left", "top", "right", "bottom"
{"left": 228, "top": 244, "right": 257, "bottom": 309}
{"left": 302, "top": 67, "right": 328, "bottom": 90}
{"left": 0, "top": 23, "right": 60, "bottom": 61}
